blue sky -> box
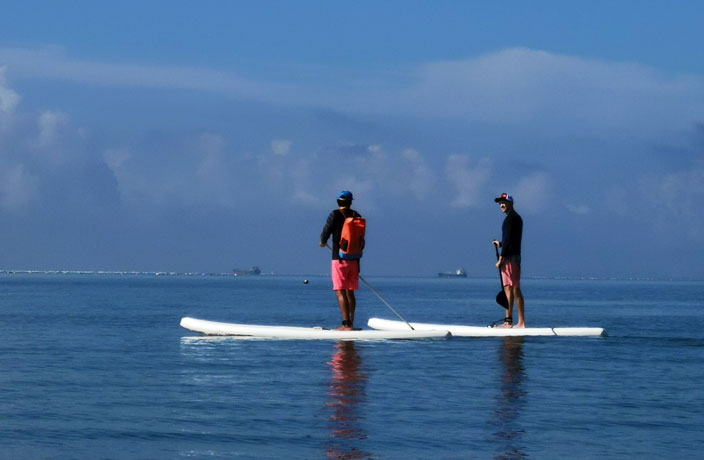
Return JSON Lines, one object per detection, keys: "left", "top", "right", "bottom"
{"left": 1, "top": 1, "right": 703, "bottom": 278}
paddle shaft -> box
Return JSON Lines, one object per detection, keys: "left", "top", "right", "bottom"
{"left": 358, "top": 275, "right": 415, "bottom": 330}
{"left": 494, "top": 245, "right": 503, "bottom": 289}
{"left": 494, "top": 244, "right": 509, "bottom": 309}
{"left": 325, "top": 244, "right": 414, "bottom": 330}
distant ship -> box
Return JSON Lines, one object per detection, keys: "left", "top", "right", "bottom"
{"left": 438, "top": 268, "right": 467, "bottom": 278}
{"left": 233, "top": 266, "right": 261, "bottom": 276}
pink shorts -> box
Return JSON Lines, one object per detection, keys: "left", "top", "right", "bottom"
{"left": 500, "top": 258, "right": 521, "bottom": 288}
{"left": 332, "top": 259, "right": 359, "bottom": 291}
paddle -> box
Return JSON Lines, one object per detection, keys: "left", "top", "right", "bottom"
{"left": 494, "top": 244, "right": 509, "bottom": 309}
{"left": 325, "top": 244, "right": 415, "bottom": 330}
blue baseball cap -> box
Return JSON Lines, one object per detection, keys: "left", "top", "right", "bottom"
{"left": 338, "top": 190, "right": 354, "bottom": 201}
{"left": 494, "top": 193, "right": 514, "bottom": 203}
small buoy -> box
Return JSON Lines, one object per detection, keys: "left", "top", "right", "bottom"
{"left": 303, "top": 279, "right": 309, "bottom": 284}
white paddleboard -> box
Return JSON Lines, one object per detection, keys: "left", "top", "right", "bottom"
{"left": 368, "top": 318, "right": 605, "bottom": 337}
{"left": 180, "top": 317, "right": 450, "bottom": 340}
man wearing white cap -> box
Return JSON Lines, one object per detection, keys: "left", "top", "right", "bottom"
{"left": 492, "top": 193, "right": 526, "bottom": 328}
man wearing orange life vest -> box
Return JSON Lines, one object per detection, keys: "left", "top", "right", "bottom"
{"left": 320, "top": 190, "right": 363, "bottom": 331}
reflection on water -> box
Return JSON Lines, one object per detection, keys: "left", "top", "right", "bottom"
{"left": 491, "top": 338, "right": 527, "bottom": 460}
{"left": 326, "top": 341, "right": 372, "bottom": 459}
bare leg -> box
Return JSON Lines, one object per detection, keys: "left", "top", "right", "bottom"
{"left": 335, "top": 290, "right": 354, "bottom": 330}
{"left": 513, "top": 287, "right": 526, "bottom": 328}
{"left": 498, "top": 285, "right": 514, "bottom": 328}
{"left": 345, "top": 290, "right": 356, "bottom": 326}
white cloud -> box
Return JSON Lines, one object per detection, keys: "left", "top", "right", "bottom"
{"left": 0, "top": 164, "right": 38, "bottom": 210}
{"left": 349, "top": 48, "right": 704, "bottom": 142}
{"left": 446, "top": 155, "right": 492, "bottom": 208}
{"left": 512, "top": 172, "right": 551, "bottom": 214}
{"left": 103, "top": 148, "right": 130, "bottom": 171}
{"left": 37, "top": 110, "right": 69, "bottom": 147}
{"left": 289, "top": 159, "right": 318, "bottom": 205}
{"left": 0, "top": 46, "right": 277, "bottom": 101}
{"left": 196, "top": 133, "right": 227, "bottom": 181}
{"left": 567, "top": 204, "right": 591, "bottom": 215}
{"left": 199, "top": 132, "right": 226, "bottom": 155}
{"left": 271, "top": 139, "right": 291, "bottom": 156}
{"left": 637, "top": 167, "right": 704, "bottom": 240}
{"left": 399, "top": 148, "right": 435, "bottom": 201}
{"left": 103, "top": 133, "right": 237, "bottom": 208}
{"left": 4, "top": 45, "right": 703, "bottom": 143}
{"left": 2, "top": 46, "right": 703, "bottom": 237}
{"left": 194, "top": 134, "right": 237, "bottom": 208}
{"left": 0, "top": 66, "right": 20, "bottom": 113}
{"left": 102, "top": 147, "right": 143, "bottom": 204}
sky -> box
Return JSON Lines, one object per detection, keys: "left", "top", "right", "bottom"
{"left": 1, "top": 1, "right": 703, "bottom": 278}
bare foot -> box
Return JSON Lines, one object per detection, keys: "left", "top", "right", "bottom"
{"left": 497, "top": 322, "right": 513, "bottom": 329}
{"left": 335, "top": 325, "right": 354, "bottom": 331}
{"left": 513, "top": 322, "right": 526, "bottom": 328}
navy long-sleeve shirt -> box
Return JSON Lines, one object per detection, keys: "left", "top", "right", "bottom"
{"left": 500, "top": 210, "right": 523, "bottom": 259}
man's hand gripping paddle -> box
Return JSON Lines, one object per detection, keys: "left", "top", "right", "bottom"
{"left": 494, "top": 245, "right": 509, "bottom": 310}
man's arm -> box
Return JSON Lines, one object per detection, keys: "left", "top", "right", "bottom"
{"left": 320, "top": 211, "right": 336, "bottom": 246}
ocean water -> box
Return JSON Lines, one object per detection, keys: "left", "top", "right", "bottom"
{"left": 1, "top": 274, "right": 702, "bottom": 459}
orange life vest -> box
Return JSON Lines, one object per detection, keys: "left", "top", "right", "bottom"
{"left": 339, "top": 209, "right": 366, "bottom": 260}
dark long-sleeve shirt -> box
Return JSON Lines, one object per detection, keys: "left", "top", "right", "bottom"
{"left": 500, "top": 210, "right": 523, "bottom": 259}
{"left": 320, "top": 208, "right": 361, "bottom": 260}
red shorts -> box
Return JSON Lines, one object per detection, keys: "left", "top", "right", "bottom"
{"left": 332, "top": 259, "right": 359, "bottom": 291}
{"left": 500, "top": 257, "right": 521, "bottom": 288}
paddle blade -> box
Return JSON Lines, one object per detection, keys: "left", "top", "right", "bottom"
{"left": 496, "top": 291, "right": 509, "bottom": 309}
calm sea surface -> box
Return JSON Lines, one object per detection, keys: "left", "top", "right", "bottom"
{"left": 1, "top": 274, "right": 702, "bottom": 459}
